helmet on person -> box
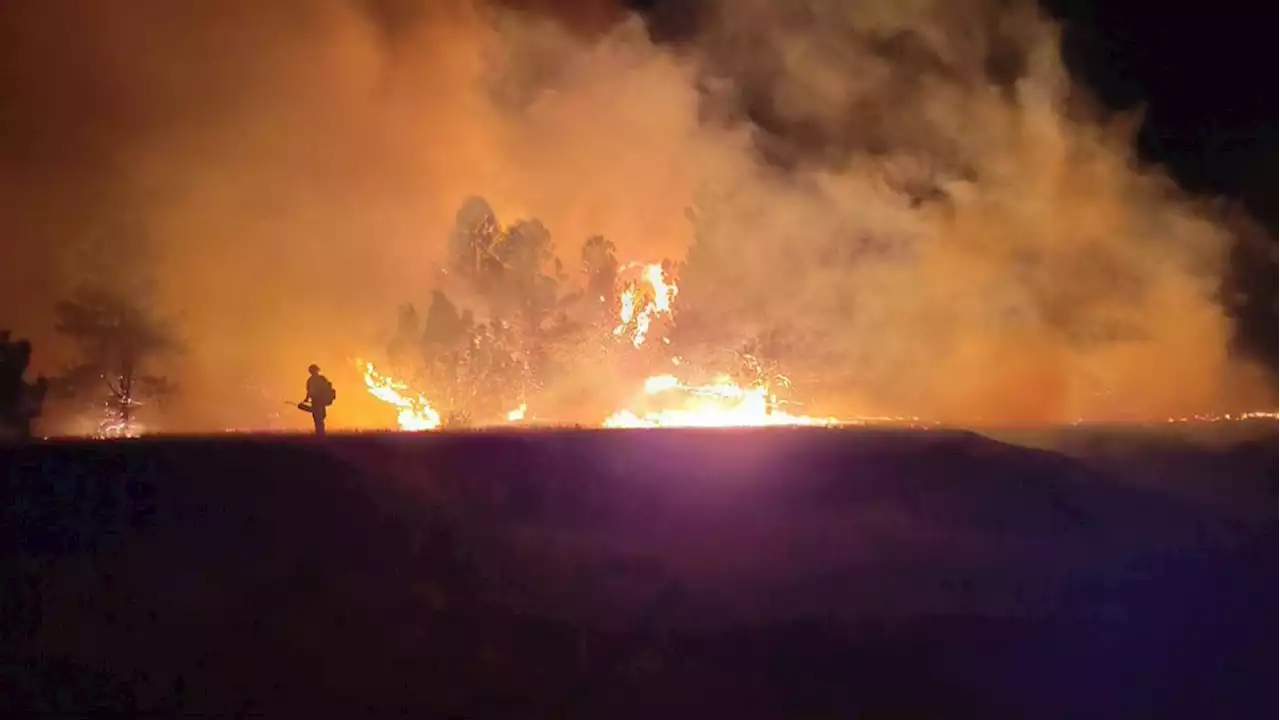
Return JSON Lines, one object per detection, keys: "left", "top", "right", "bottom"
{"left": 308, "top": 364, "right": 321, "bottom": 374}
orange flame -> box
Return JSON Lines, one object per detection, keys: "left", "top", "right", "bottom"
{"left": 355, "top": 256, "right": 1279, "bottom": 432}
{"left": 361, "top": 361, "right": 442, "bottom": 431}
{"left": 613, "top": 263, "right": 677, "bottom": 348}
{"left": 360, "top": 360, "right": 537, "bottom": 430}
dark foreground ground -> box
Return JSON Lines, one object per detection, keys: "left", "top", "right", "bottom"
{"left": 2, "top": 427, "right": 1275, "bottom": 718}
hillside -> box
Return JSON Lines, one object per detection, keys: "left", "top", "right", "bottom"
{"left": 2, "top": 428, "right": 1275, "bottom": 718}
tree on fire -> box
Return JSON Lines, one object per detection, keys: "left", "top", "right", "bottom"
{"left": 581, "top": 235, "right": 619, "bottom": 320}
{"left": 394, "top": 200, "right": 542, "bottom": 423}
{"left": 447, "top": 196, "right": 504, "bottom": 289}
{"left": 52, "top": 221, "right": 180, "bottom": 435}
{"left": 567, "top": 234, "right": 624, "bottom": 357}
{"left": 389, "top": 303, "right": 422, "bottom": 363}
{"left": 489, "top": 218, "right": 562, "bottom": 387}
{"left": 390, "top": 196, "right": 636, "bottom": 421}
{"left": 664, "top": 201, "right": 805, "bottom": 399}
{"left": 396, "top": 193, "right": 812, "bottom": 422}
{"left": 54, "top": 287, "right": 179, "bottom": 434}
{"left": 420, "top": 291, "right": 512, "bottom": 425}
{"left": 452, "top": 204, "right": 574, "bottom": 380}
{"left": 386, "top": 292, "right": 530, "bottom": 426}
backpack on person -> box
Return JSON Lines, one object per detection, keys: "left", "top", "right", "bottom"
{"left": 316, "top": 377, "right": 336, "bottom": 407}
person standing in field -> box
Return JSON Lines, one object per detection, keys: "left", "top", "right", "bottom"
{"left": 301, "top": 364, "right": 336, "bottom": 435}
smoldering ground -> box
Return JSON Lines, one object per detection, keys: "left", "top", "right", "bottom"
{"left": 0, "top": 0, "right": 1271, "bottom": 432}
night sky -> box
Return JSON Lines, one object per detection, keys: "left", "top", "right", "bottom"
{"left": 1048, "top": 0, "right": 1274, "bottom": 220}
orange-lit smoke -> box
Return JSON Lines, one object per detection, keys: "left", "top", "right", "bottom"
{"left": 0, "top": 0, "right": 1271, "bottom": 433}
{"left": 666, "top": 0, "right": 1274, "bottom": 423}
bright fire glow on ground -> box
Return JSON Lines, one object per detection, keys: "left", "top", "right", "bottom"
{"left": 357, "top": 362, "right": 845, "bottom": 431}
{"left": 603, "top": 374, "right": 839, "bottom": 428}
{"left": 357, "top": 361, "right": 1279, "bottom": 433}
{"left": 93, "top": 418, "right": 145, "bottom": 439}
{"left": 353, "top": 254, "right": 1280, "bottom": 432}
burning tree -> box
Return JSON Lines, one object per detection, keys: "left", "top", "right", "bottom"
{"left": 448, "top": 195, "right": 505, "bottom": 292}
{"left": 421, "top": 291, "right": 508, "bottom": 425}
{"left": 582, "top": 235, "right": 619, "bottom": 313}
{"left": 54, "top": 286, "right": 179, "bottom": 436}
{"left": 387, "top": 199, "right": 576, "bottom": 423}
{"left": 387, "top": 290, "right": 525, "bottom": 426}
{"left": 373, "top": 196, "right": 701, "bottom": 427}
{"left": 412, "top": 199, "right": 588, "bottom": 417}
{"left": 52, "top": 219, "right": 180, "bottom": 437}
{"left": 493, "top": 218, "right": 573, "bottom": 392}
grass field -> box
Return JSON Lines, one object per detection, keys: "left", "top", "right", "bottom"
{"left": 2, "top": 426, "right": 1275, "bottom": 717}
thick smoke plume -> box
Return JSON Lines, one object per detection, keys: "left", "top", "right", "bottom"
{"left": 0, "top": 0, "right": 1269, "bottom": 431}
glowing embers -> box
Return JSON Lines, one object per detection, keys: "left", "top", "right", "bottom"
{"left": 1160, "top": 410, "right": 1279, "bottom": 423}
